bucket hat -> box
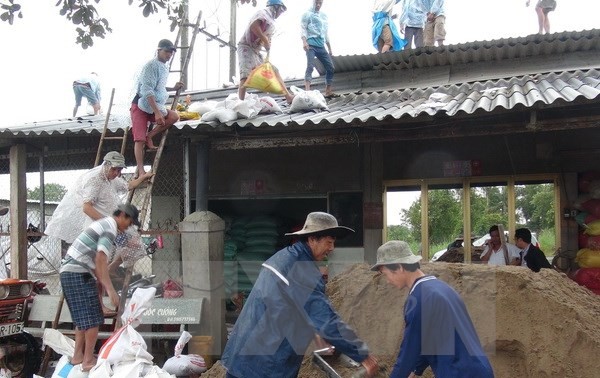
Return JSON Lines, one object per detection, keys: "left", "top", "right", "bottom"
{"left": 103, "top": 151, "right": 126, "bottom": 168}
{"left": 370, "top": 240, "right": 422, "bottom": 271}
{"left": 117, "top": 203, "right": 141, "bottom": 226}
{"left": 285, "top": 212, "right": 354, "bottom": 238}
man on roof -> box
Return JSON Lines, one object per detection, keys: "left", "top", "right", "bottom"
{"left": 222, "top": 212, "right": 379, "bottom": 378}
{"left": 130, "top": 39, "right": 184, "bottom": 176}
{"left": 237, "top": 0, "right": 294, "bottom": 104}
{"left": 372, "top": 0, "right": 406, "bottom": 53}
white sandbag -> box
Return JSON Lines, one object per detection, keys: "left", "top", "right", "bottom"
{"left": 88, "top": 360, "right": 112, "bottom": 378}
{"left": 162, "top": 355, "right": 206, "bottom": 376}
{"left": 143, "top": 366, "right": 175, "bottom": 378}
{"left": 215, "top": 109, "right": 238, "bottom": 123}
{"left": 43, "top": 328, "right": 75, "bottom": 357}
{"left": 162, "top": 331, "right": 207, "bottom": 376}
{"left": 200, "top": 109, "right": 219, "bottom": 122}
{"left": 51, "top": 357, "right": 89, "bottom": 378}
{"left": 259, "top": 96, "right": 283, "bottom": 114}
{"left": 225, "top": 93, "right": 261, "bottom": 119}
{"left": 112, "top": 359, "right": 149, "bottom": 378}
{"left": 97, "top": 287, "right": 156, "bottom": 365}
{"left": 187, "top": 100, "right": 218, "bottom": 115}
{"left": 289, "top": 86, "right": 328, "bottom": 113}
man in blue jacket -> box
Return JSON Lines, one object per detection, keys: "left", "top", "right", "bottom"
{"left": 371, "top": 241, "right": 494, "bottom": 378}
{"left": 222, "top": 212, "right": 378, "bottom": 378}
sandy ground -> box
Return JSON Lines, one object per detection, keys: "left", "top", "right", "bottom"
{"left": 204, "top": 262, "right": 600, "bottom": 377}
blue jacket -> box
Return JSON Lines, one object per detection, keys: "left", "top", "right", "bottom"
{"left": 391, "top": 276, "right": 494, "bottom": 378}
{"left": 222, "top": 242, "right": 369, "bottom": 378}
{"left": 372, "top": 10, "right": 407, "bottom": 52}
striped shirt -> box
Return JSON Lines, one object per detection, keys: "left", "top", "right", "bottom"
{"left": 60, "top": 217, "right": 117, "bottom": 275}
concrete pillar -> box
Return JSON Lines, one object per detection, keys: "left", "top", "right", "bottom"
{"left": 179, "top": 211, "right": 226, "bottom": 357}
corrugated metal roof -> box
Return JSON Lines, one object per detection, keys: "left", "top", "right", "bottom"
{"left": 330, "top": 29, "right": 600, "bottom": 74}
{"left": 3, "top": 30, "right": 600, "bottom": 137}
{"left": 5, "top": 68, "right": 597, "bottom": 137}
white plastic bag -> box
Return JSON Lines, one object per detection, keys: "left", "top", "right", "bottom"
{"left": 143, "top": 366, "right": 175, "bottom": 378}
{"left": 162, "top": 331, "right": 207, "bottom": 376}
{"left": 187, "top": 100, "right": 217, "bottom": 115}
{"left": 97, "top": 287, "right": 156, "bottom": 365}
{"left": 112, "top": 359, "right": 148, "bottom": 378}
{"left": 51, "top": 358, "right": 89, "bottom": 378}
{"left": 201, "top": 108, "right": 238, "bottom": 123}
{"left": 225, "top": 93, "right": 262, "bottom": 119}
{"left": 289, "top": 86, "right": 328, "bottom": 113}
{"left": 259, "top": 96, "right": 283, "bottom": 114}
{"left": 88, "top": 360, "right": 112, "bottom": 378}
{"left": 43, "top": 329, "right": 75, "bottom": 357}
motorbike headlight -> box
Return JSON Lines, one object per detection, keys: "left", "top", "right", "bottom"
{"left": 0, "top": 286, "right": 8, "bottom": 300}
{"left": 19, "top": 283, "right": 33, "bottom": 297}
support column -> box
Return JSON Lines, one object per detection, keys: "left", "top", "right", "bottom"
{"left": 10, "top": 144, "right": 27, "bottom": 279}
{"left": 179, "top": 211, "right": 226, "bottom": 357}
{"left": 195, "top": 140, "right": 210, "bottom": 212}
{"left": 362, "top": 142, "right": 384, "bottom": 264}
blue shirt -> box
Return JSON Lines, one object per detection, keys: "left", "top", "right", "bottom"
{"left": 301, "top": 8, "right": 329, "bottom": 48}
{"left": 424, "top": 0, "right": 446, "bottom": 17}
{"left": 135, "top": 58, "right": 169, "bottom": 115}
{"left": 221, "top": 242, "right": 369, "bottom": 378}
{"left": 391, "top": 276, "right": 494, "bottom": 378}
{"left": 399, "top": 0, "right": 427, "bottom": 28}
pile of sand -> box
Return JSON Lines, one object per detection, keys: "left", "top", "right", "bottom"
{"left": 205, "top": 263, "right": 600, "bottom": 377}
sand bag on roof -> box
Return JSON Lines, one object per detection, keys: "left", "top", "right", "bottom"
{"left": 289, "top": 86, "right": 328, "bottom": 113}
{"left": 259, "top": 96, "right": 283, "bottom": 114}
{"left": 225, "top": 93, "right": 262, "bottom": 119}
{"left": 188, "top": 100, "right": 218, "bottom": 115}
{"left": 243, "top": 57, "right": 285, "bottom": 95}
{"left": 201, "top": 109, "right": 238, "bottom": 123}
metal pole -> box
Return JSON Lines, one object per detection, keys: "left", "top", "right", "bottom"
{"left": 180, "top": 1, "right": 190, "bottom": 89}
{"left": 184, "top": 139, "right": 191, "bottom": 217}
{"left": 39, "top": 151, "right": 45, "bottom": 231}
{"left": 229, "top": 0, "right": 237, "bottom": 83}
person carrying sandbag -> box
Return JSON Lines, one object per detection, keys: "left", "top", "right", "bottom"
{"left": 237, "top": 0, "right": 294, "bottom": 104}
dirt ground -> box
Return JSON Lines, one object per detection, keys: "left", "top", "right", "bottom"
{"left": 203, "top": 263, "right": 600, "bottom": 377}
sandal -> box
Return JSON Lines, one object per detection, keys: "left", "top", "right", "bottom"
{"left": 324, "top": 93, "right": 341, "bottom": 99}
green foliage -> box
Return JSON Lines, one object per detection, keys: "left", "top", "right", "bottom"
{"left": 1, "top": 0, "right": 257, "bottom": 48}
{"left": 391, "top": 182, "right": 556, "bottom": 258}
{"left": 387, "top": 225, "right": 412, "bottom": 241}
{"left": 27, "top": 183, "right": 67, "bottom": 202}
{"left": 538, "top": 228, "right": 556, "bottom": 256}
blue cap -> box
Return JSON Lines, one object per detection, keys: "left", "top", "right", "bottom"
{"left": 267, "top": 0, "right": 286, "bottom": 11}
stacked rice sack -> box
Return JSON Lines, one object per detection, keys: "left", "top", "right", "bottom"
{"left": 224, "top": 216, "right": 279, "bottom": 295}
{"left": 573, "top": 171, "right": 600, "bottom": 294}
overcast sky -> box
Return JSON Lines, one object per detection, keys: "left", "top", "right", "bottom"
{"left": 1, "top": 0, "right": 599, "bottom": 223}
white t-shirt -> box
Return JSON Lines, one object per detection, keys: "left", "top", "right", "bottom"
{"left": 481, "top": 243, "right": 521, "bottom": 266}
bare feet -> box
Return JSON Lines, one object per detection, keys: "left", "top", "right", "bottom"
{"left": 285, "top": 93, "right": 295, "bottom": 105}
{"left": 81, "top": 358, "right": 98, "bottom": 372}
{"left": 145, "top": 136, "right": 159, "bottom": 150}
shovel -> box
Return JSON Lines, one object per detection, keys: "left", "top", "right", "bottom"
{"left": 312, "top": 347, "right": 367, "bottom": 378}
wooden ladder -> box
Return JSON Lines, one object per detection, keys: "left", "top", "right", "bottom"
{"left": 37, "top": 11, "right": 205, "bottom": 375}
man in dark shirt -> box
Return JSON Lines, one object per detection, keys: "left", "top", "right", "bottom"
{"left": 515, "top": 228, "right": 552, "bottom": 272}
{"left": 371, "top": 240, "right": 494, "bottom": 378}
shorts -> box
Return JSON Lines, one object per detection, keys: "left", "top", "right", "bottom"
{"left": 424, "top": 15, "right": 446, "bottom": 46}
{"left": 237, "top": 43, "right": 264, "bottom": 79}
{"left": 73, "top": 83, "right": 99, "bottom": 107}
{"left": 130, "top": 103, "right": 155, "bottom": 142}
{"left": 377, "top": 24, "right": 393, "bottom": 51}
{"left": 60, "top": 271, "right": 104, "bottom": 330}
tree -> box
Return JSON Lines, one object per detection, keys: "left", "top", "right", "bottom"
{"left": 27, "top": 183, "right": 67, "bottom": 202}
{"left": 1, "top": 0, "right": 257, "bottom": 49}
